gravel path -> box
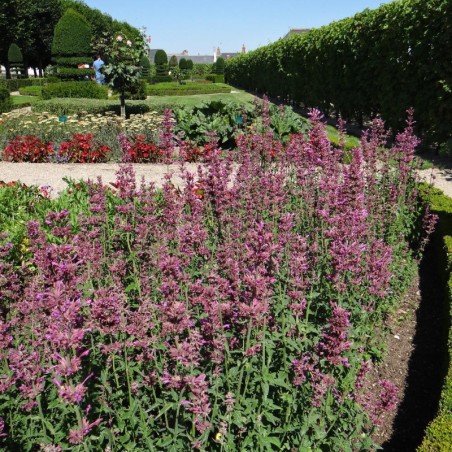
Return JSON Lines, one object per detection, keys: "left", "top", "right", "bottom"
{"left": 0, "top": 162, "right": 451, "bottom": 198}
{"left": 0, "top": 162, "right": 200, "bottom": 197}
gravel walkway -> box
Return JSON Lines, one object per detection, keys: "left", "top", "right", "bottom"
{"left": 0, "top": 162, "right": 200, "bottom": 197}
{"left": 0, "top": 162, "right": 451, "bottom": 198}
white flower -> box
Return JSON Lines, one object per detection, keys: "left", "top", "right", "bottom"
{"left": 116, "top": 35, "right": 123, "bottom": 42}
{"left": 126, "top": 40, "right": 132, "bottom": 47}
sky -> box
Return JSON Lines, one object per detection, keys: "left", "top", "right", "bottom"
{"left": 82, "top": 0, "right": 395, "bottom": 55}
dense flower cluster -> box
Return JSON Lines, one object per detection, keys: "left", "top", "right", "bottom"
{"left": 0, "top": 104, "right": 433, "bottom": 450}
{"left": 3, "top": 135, "right": 53, "bottom": 162}
{"left": 58, "top": 133, "right": 112, "bottom": 163}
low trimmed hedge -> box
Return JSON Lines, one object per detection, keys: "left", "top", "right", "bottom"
{"left": 18, "top": 85, "right": 43, "bottom": 96}
{"left": 33, "top": 98, "right": 154, "bottom": 117}
{"left": 0, "top": 77, "right": 47, "bottom": 92}
{"left": 205, "top": 74, "right": 225, "bottom": 83}
{"left": 41, "top": 81, "right": 108, "bottom": 100}
{"left": 146, "top": 81, "right": 231, "bottom": 96}
{"left": 0, "top": 86, "right": 12, "bottom": 113}
{"left": 419, "top": 185, "right": 452, "bottom": 451}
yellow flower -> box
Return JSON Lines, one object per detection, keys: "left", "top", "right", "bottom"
{"left": 215, "top": 432, "right": 223, "bottom": 442}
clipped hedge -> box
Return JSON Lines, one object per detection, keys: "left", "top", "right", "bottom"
{"left": 0, "top": 78, "right": 47, "bottom": 92}
{"left": 32, "top": 98, "right": 153, "bottom": 116}
{"left": 0, "top": 86, "right": 12, "bottom": 113}
{"left": 146, "top": 82, "right": 230, "bottom": 96}
{"left": 226, "top": 0, "right": 452, "bottom": 146}
{"left": 205, "top": 74, "right": 225, "bottom": 83}
{"left": 151, "top": 75, "right": 173, "bottom": 84}
{"left": 41, "top": 81, "right": 108, "bottom": 100}
{"left": 18, "top": 85, "right": 43, "bottom": 97}
{"left": 419, "top": 186, "right": 452, "bottom": 450}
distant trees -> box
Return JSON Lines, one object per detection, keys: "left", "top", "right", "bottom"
{"left": 0, "top": 0, "right": 142, "bottom": 79}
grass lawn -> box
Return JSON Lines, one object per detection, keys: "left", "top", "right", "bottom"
{"left": 11, "top": 95, "right": 39, "bottom": 106}
{"left": 146, "top": 89, "right": 257, "bottom": 109}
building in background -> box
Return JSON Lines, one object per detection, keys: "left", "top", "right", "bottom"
{"left": 283, "top": 28, "right": 311, "bottom": 39}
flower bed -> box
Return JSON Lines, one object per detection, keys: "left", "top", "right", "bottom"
{"left": 0, "top": 109, "right": 433, "bottom": 450}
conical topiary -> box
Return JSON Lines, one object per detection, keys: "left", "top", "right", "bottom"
{"left": 52, "top": 8, "right": 93, "bottom": 80}
{"left": 8, "top": 43, "right": 24, "bottom": 78}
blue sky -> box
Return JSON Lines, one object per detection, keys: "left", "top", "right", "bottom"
{"left": 83, "top": 0, "right": 395, "bottom": 55}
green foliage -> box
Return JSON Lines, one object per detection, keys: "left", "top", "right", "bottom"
{"left": 226, "top": 0, "right": 452, "bottom": 146}
{"left": 32, "top": 98, "right": 152, "bottom": 116}
{"left": 151, "top": 75, "right": 173, "bottom": 84}
{"left": 0, "top": 78, "right": 47, "bottom": 92}
{"left": 0, "top": 86, "right": 12, "bottom": 113}
{"left": 123, "top": 79, "right": 147, "bottom": 100}
{"left": 146, "top": 82, "right": 231, "bottom": 96}
{"left": 8, "top": 43, "right": 23, "bottom": 63}
{"left": 154, "top": 49, "right": 168, "bottom": 66}
{"left": 178, "top": 57, "right": 188, "bottom": 70}
{"left": 419, "top": 185, "right": 452, "bottom": 450}
{"left": 214, "top": 56, "right": 225, "bottom": 75}
{"left": 168, "top": 55, "right": 178, "bottom": 68}
{"left": 52, "top": 8, "right": 92, "bottom": 81}
{"left": 18, "top": 85, "right": 42, "bottom": 96}
{"left": 52, "top": 8, "right": 92, "bottom": 57}
{"left": 206, "top": 74, "right": 225, "bottom": 83}
{"left": 41, "top": 81, "right": 108, "bottom": 100}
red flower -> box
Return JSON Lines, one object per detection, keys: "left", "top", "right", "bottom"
{"left": 58, "top": 133, "right": 111, "bottom": 163}
{"left": 3, "top": 135, "right": 53, "bottom": 162}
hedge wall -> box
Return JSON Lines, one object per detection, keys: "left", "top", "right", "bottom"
{"left": 0, "top": 87, "right": 12, "bottom": 114}
{"left": 41, "top": 81, "right": 108, "bottom": 100}
{"left": 225, "top": 0, "right": 451, "bottom": 146}
{"left": 419, "top": 186, "right": 452, "bottom": 450}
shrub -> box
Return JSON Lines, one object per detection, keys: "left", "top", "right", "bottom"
{"left": 33, "top": 98, "right": 152, "bottom": 116}
{"left": 2, "top": 135, "right": 53, "bottom": 162}
{"left": 168, "top": 55, "right": 178, "bottom": 68}
{"left": 41, "top": 82, "right": 108, "bottom": 100}
{"left": 58, "top": 133, "right": 112, "bottom": 162}
{"left": 214, "top": 57, "right": 225, "bottom": 75}
{"left": 18, "top": 85, "right": 43, "bottom": 97}
{"left": 52, "top": 9, "right": 92, "bottom": 80}
{"left": 146, "top": 82, "right": 230, "bottom": 96}
{"left": 151, "top": 75, "right": 173, "bottom": 84}
{"left": 419, "top": 186, "right": 452, "bottom": 451}
{"left": 205, "top": 74, "right": 225, "bottom": 83}
{"left": 154, "top": 49, "right": 168, "bottom": 77}
{"left": 123, "top": 79, "right": 147, "bottom": 100}
{"left": 8, "top": 43, "right": 24, "bottom": 78}
{"left": 0, "top": 78, "right": 47, "bottom": 92}
{"left": 0, "top": 86, "right": 12, "bottom": 114}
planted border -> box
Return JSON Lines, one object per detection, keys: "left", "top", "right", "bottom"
{"left": 419, "top": 186, "right": 452, "bottom": 450}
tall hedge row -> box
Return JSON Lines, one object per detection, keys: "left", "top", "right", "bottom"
{"left": 225, "top": 0, "right": 452, "bottom": 145}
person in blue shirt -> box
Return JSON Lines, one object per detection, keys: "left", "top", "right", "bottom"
{"left": 93, "top": 55, "right": 105, "bottom": 84}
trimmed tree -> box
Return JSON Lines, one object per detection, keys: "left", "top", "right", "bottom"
{"left": 215, "top": 57, "right": 225, "bottom": 75}
{"left": 168, "top": 55, "right": 178, "bottom": 68}
{"left": 101, "top": 33, "right": 145, "bottom": 118}
{"left": 8, "top": 43, "right": 24, "bottom": 78}
{"left": 154, "top": 49, "right": 168, "bottom": 76}
{"left": 52, "top": 8, "right": 92, "bottom": 80}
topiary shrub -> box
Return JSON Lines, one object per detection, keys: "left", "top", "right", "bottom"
{"left": 214, "top": 57, "right": 225, "bottom": 75}
{"left": 0, "top": 86, "right": 12, "bottom": 113}
{"left": 52, "top": 8, "right": 93, "bottom": 81}
{"left": 41, "top": 81, "right": 108, "bottom": 100}
{"left": 168, "top": 55, "right": 178, "bottom": 68}
{"left": 8, "top": 43, "right": 24, "bottom": 78}
{"left": 154, "top": 49, "right": 168, "bottom": 77}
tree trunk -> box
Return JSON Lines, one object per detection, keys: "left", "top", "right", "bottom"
{"left": 120, "top": 92, "right": 126, "bottom": 119}
{"left": 5, "top": 62, "right": 11, "bottom": 79}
